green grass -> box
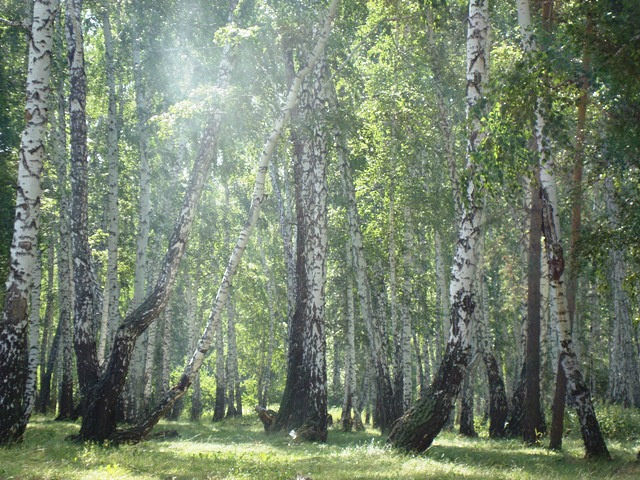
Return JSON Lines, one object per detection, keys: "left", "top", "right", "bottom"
{"left": 1, "top": 414, "right": 638, "bottom": 480}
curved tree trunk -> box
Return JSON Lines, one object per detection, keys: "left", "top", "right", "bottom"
{"left": 388, "top": 0, "right": 489, "bottom": 452}
{"left": 103, "top": 1, "right": 339, "bottom": 444}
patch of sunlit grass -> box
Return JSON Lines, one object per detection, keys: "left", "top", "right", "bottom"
{"left": 0, "top": 414, "right": 638, "bottom": 479}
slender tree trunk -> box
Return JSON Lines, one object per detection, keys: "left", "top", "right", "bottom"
{"left": 141, "top": 309, "right": 159, "bottom": 413}
{"left": 259, "top": 235, "right": 278, "bottom": 407}
{"left": 109, "top": 1, "right": 340, "bottom": 443}
{"left": 226, "top": 287, "right": 241, "bottom": 417}
{"left": 550, "top": 18, "right": 591, "bottom": 451}
{"left": 434, "top": 232, "right": 449, "bottom": 363}
{"left": 37, "top": 242, "right": 55, "bottom": 412}
{"left": 341, "top": 242, "right": 359, "bottom": 432}
{"left": 160, "top": 308, "right": 171, "bottom": 399}
{"left": 189, "top": 299, "right": 203, "bottom": 422}
{"left": 98, "top": 6, "right": 120, "bottom": 369}
{"left": 0, "top": 0, "right": 58, "bottom": 444}
{"left": 334, "top": 89, "right": 398, "bottom": 432}
{"left": 400, "top": 209, "right": 414, "bottom": 411}
{"left": 388, "top": 0, "right": 489, "bottom": 452}
{"left": 66, "top": 0, "right": 100, "bottom": 400}
{"left": 213, "top": 279, "right": 226, "bottom": 421}
{"left": 523, "top": 171, "right": 545, "bottom": 444}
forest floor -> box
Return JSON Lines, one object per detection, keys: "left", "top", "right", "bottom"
{"left": 1, "top": 413, "right": 639, "bottom": 480}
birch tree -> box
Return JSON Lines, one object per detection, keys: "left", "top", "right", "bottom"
{"left": 388, "top": 0, "right": 489, "bottom": 452}
{"left": 0, "top": 0, "right": 58, "bottom": 444}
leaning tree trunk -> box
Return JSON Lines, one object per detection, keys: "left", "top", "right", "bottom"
{"left": 97, "top": 6, "right": 120, "bottom": 368}
{"left": 388, "top": 0, "right": 489, "bottom": 452}
{"left": 334, "top": 85, "right": 398, "bottom": 431}
{"left": 102, "top": 0, "right": 339, "bottom": 444}
{"left": 517, "top": 0, "right": 609, "bottom": 459}
{"left": 0, "top": 0, "right": 58, "bottom": 444}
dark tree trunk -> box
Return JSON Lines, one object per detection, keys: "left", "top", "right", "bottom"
{"left": 38, "top": 317, "right": 62, "bottom": 413}
{"left": 190, "top": 372, "right": 202, "bottom": 421}
{"left": 483, "top": 352, "right": 508, "bottom": 438}
{"left": 77, "top": 118, "right": 218, "bottom": 441}
{"left": 459, "top": 374, "right": 476, "bottom": 437}
{"left": 505, "top": 362, "right": 526, "bottom": 437}
{"left": 523, "top": 176, "right": 545, "bottom": 444}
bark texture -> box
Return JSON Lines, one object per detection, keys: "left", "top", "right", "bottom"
{"left": 0, "top": 0, "right": 58, "bottom": 444}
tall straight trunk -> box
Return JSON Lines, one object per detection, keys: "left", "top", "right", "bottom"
{"left": 126, "top": 6, "right": 152, "bottom": 419}
{"left": 110, "top": 1, "right": 340, "bottom": 443}
{"left": 517, "top": 0, "right": 609, "bottom": 458}
{"left": 189, "top": 286, "right": 202, "bottom": 421}
{"left": 98, "top": 6, "right": 120, "bottom": 368}
{"left": 38, "top": 310, "right": 61, "bottom": 413}
{"left": 259, "top": 234, "right": 278, "bottom": 407}
{"left": 226, "top": 288, "right": 241, "bottom": 417}
{"left": 434, "top": 232, "right": 449, "bottom": 362}
{"left": 400, "top": 209, "right": 414, "bottom": 411}
{"left": 275, "top": 51, "right": 330, "bottom": 441}
{"left": 37, "top": 242, "right": 55, "bottom": 412}
{"left": 388, "top": 0, "right": 489, "bottom": 452}
{"left": 334, "top": 90, "right": 398, "bottom": 432}
{"left": 212, "top": 291, "right": 225, "bottom": 420}
{"left": 605, "top": 176, "right": 640, "bottom": 406}
{"left": 341, "top": 243, "right": 358, "bottom": 431}
{"left": 269, "top": 161, "right": 296, "bottom": 336}
{"left": 66, "top": 0, "right": 99, "bottom": 398}
{"left": 388, "top": 190, "right": 403, "bottom": 411}
{"left": 24, "top": 247, "right": 42, "bottom": 421}
{"left": 0, "top": 0, "right": 58, "bottom": 444}
{"left": 475, "top": 241, "right": 508, "bottom": 438}
{"left": 550, "top": 19, "right": 591, "bottom": 450}
{"left": 160, "top": 309, "right": 171, "bottom": 398}
{"left": 523, "top": 171, "right": 544, "bottom": 443}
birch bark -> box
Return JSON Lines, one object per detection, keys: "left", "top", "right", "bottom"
{"left": 98, "top": 6, "right": 120, "bottom": 368}
{"left": 0, "top": 0, "right": 58, "bottom": 443}
{"left": 388, "top": 0, "right": 489, "bottom": 452}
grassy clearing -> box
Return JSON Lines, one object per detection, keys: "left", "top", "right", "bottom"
{"left": 1, "top": 414, "right": 638, "bottom": 480}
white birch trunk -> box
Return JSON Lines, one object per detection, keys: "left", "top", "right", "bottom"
{"left": 389, "top": 0, "right": 489, "bottom": 452}
{"left": 259, "top": 235, "right": 278, "bottom": 406}
{"left": 434, "top": 231, "right": 449, "bottom": 362}
{"left": 0, "top": 0, "right": 58, "bottom": 443}
{"left": 24, "top": 246, "right": 42, "bottom": 420}
{"left": 98, "top": 6, "right": 120, "bottom": 368}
